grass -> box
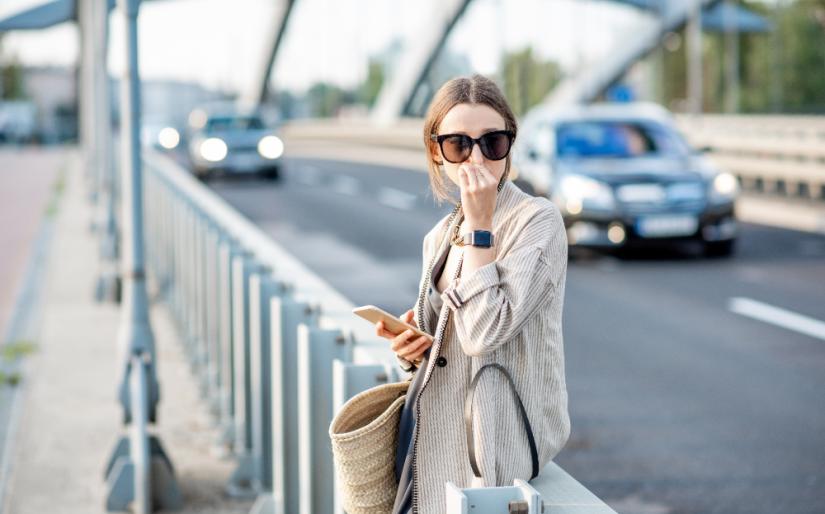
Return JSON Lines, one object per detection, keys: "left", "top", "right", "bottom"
{"left": 2, "top": 340, "right": 37, "bottom": 361}
{"left": 44, "top": 166, "right": 67, "bottom": 218}
{"left": 0, "top": 370, "right": 21, "bottom": 387}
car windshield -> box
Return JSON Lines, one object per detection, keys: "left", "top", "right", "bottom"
{"left": 555, "top": 120, "right": 689, "bottom": 159}
{"left": 205, "top": 116, "right": 265, "bottom": 132}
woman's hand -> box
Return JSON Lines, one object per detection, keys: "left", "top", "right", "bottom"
{"left": 458, "top": 163, "right": 498, "bottom": 230}
{"left": 375, "top": 309, "right": 432, "bottom": 365}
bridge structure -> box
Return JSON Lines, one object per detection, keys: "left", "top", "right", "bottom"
{"left": 0, "top": 1, "right": 818, "bottom": 514}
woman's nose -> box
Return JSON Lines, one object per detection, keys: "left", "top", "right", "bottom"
{"left": 468, "top": 142, "right": 485, "bottom": 164}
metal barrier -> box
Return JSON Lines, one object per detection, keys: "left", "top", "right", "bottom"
{"left": 281, "top": 115, "right": 825, "bottom": 201}
{"left": 141, "top": 149, "right": 617, "bottom": 513}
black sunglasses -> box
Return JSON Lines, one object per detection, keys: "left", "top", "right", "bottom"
{"left": 430, "top": 130, "right": 515, "bottom": 164}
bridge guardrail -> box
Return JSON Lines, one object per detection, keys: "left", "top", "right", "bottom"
{"left": 281, "top": 115, "right": 825, "bottom": 201}
{"left": 141, "top": 148, "right": 617, "bottom": 513}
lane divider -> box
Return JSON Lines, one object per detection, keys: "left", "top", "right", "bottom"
{"left": 728, "top": 297, "right": 825, "bottom": 342}
{"left": 377, "top": 187, "right": 417, "bottom": 211}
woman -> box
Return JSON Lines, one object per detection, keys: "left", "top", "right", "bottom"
{"left": 375, "top": 74, "right": 571, "bottom": 514}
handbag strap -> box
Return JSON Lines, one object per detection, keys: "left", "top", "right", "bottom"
{"left": 463, "top": 363, "right": 539, "bottom": 480}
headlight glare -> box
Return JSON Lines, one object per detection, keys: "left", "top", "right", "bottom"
{"left": 200, "top": 137, "right": 227, "bottom": 162}
{"left": 258, "top": 135, "right": 284, "bottom": 159}
{"left": 556, "top": 175, "right": 615, "bottom": 210}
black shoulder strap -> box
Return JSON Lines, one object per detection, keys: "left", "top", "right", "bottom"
{"left": 463, "top": 363, "right": 540, "bottom": 481}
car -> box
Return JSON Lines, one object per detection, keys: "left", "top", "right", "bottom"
{"left": 513, "top": 102, "right": 739, "bottom": 257}
{"left": 141, "top": 116, "right": 183, "bottom": 151}
{"left": 186, "top": 108, "right": 284, "bottom": 180}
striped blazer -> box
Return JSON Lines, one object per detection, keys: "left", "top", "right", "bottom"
{"left": 402, "top": 180, "right": 571, "bottom": 513}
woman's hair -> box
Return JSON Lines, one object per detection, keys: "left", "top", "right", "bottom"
{"left": 422, "top": 74, "right": 518, "bottom": 203}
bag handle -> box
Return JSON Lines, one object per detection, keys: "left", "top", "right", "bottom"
{"left": 463, "top": 363, "right": 539, "bottom": 480}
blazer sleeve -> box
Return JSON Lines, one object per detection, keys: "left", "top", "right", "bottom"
{"left": 440, "top": 204, "right": 567, "bottom": 356}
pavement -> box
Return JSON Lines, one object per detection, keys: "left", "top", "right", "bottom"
{"left": 0, "top": 150, "right": 253, "bottom": 514}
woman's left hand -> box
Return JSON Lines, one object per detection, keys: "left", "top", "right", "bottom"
{"left": 458, "top": 163, "right": 497, "bottom": 229}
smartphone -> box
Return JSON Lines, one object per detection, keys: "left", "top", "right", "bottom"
{"left": 352, "top": 305, "right": 432, "bottom": 339}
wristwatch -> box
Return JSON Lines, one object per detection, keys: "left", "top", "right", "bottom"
{"left": 456, "top": 230, "right": 495, "bottom": 248}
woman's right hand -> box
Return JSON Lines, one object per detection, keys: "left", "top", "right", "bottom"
{"left": 375, "top": 309, "right": 433, "bottom": 365}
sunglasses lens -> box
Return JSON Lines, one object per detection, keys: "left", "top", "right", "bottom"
{"left": 480, "top": 132, "right": 512, "bottom": 160}
{"left": 441, "top": 135, "right": 472, "bottom": 163}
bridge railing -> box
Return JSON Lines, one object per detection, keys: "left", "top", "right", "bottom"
{"left": 141, "top": 148, "right": 617, "bottom": 514}
{"left": 282, "top": 115, "right": 825, "bottom": 201}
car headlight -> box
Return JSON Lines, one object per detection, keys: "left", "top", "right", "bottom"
{"left": 710, "top": 172, "right": 739, "bottom": 201}
{"left": 200, "top": 137, "right": 227, "bottom": 162}
{"left": 258, "top": 135, "right": 284, "bottom": 160}
{"left": 157, "top": 127, "right": 180, "bottom": 150}
{"left": 555, "top": 174, "right": 615, "bottom": 213}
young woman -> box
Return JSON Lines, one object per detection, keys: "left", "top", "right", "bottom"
{"left": 375, "top": 74, "right": 571, "bottom": 514}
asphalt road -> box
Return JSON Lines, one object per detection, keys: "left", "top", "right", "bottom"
{"left": 207, "top": 157, "right": 825, "bottom": 514}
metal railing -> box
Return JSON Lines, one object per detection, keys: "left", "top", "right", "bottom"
{"left": 141, "top": 149, "right": 617, "bottom": 513}
{"left": 281, "top": 115, "right": 825, "bottom": 201}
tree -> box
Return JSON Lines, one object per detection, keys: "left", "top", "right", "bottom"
{"left": 359, "top": 58, "right": 384, "bottom": 108}
{"left": 500, "top": 47, "right": 561, "bottom": 117}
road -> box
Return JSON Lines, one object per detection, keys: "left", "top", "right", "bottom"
{"left": 208, "top": 156, "right": 825, "bottom": 514}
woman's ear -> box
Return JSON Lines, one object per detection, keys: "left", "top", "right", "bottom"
{"left": 431, "top": 144, "right": 443, "bottom": 165}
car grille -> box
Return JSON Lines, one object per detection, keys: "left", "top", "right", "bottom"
{"left": 617, "top": 182, "right": 706, "bottom": 213}
{"left": 228, "top": 144, "right": 259, "bottom": 153}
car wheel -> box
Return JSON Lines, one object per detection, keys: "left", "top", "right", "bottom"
{"left": 195, "top": 170, "right": 212, "bottom": 182}
{"left": 703, "top": 239, "right": 735, "bottom": 258}
{"left": 261, "top": 166, "right": 280, "bottom": 181}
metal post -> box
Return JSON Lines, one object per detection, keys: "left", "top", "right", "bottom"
{"left": 247, "top": 269, "right": 284, "bottom": 499}
{"left": 204, "top": 223, "right": 223, "bottom": 417}
{"left": 216, "top": 239, "right": 241, "bottom": 451}
{"left": 105, "top": 0, "right": 181, "bottom": 509}
{"left": 330, "top": 360, "right": 399, "bottom": 514}
{"left": 93, "top": 0, "right": 120, "bottom": 303}
{"left": 297, "top": 324, "right": 351, "bottom": 514}
{"left": 227, "top": 252, "right": 257, "bottom": 498}
{"left": 251, "top": 295, "right": 318, "bottom": 514}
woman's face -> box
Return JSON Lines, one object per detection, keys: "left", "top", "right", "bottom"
{"left": 432, "top": 103, "right": 509, "bottom": 189}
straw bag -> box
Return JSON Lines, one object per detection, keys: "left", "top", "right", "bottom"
{"left": 329, "top": 380, "right": 410, "bottom": 514}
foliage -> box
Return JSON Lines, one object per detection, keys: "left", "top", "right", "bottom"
{"left": 500, "top": 47, "right": 562, "bottom": 117}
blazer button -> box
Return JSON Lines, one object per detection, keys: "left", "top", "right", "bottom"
{"left": 436, "top": 356, "right": 448, "bottom": 367}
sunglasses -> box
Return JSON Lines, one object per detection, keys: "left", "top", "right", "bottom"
{"left": 431, "top": 130, "right": 515, "bottom": 164}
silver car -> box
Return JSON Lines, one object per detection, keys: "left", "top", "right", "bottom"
{"left": 513, "top": 102, "right": 739, "bottom": 257}
{"left": 187, "top": 109, "right": 284, "bottom": 180}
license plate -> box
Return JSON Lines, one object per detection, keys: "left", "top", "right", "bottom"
{"left": 636, "top": 215, "right": 698, "bottom": 238}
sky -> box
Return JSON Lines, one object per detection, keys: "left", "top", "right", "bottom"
{"left": 0, "top": 0, "right": 643, "bottom": 96}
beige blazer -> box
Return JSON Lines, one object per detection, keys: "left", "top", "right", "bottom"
{"left": 402, "top": 180, "right": 571, "bottom": 514}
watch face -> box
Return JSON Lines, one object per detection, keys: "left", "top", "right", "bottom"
{"left": 473, "top": 231, "right": 492, "bottom": 247}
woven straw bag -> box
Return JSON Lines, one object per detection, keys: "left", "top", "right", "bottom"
{"left": 329, "top": 380, "right": 410, "bottom": 514}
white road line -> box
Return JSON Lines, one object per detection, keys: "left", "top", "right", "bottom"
{"left": 728, "top": 297, "right": 825, "bottom": 341}
{"left": 377, "top": 187, "right": 417, "bottom": 211}
{"left": 331, "top": 175, "right": 360, "bottom": 196}
{"left": 294, "top": 165, "right": 322, "bottom": 186}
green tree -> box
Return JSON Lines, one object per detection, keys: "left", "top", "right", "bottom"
{"left": 359, "top": 58, "right": 384, "bottom": 108}
{"left": 500, "top": 47, "right": 561, "bottom": 116}
{"left": 306, "top": 82, "right": 357, "bottom": 118}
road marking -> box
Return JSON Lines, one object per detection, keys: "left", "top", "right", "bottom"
{"left": 331, "top": 175, "right": 360, "bottom": 196}
{"left": 728, "top": 297, "right": 825, "bottom": 341}
{"left": 294, "top": 164, "right": 322, "bottom": 186}
{"left": 377, "top": 187, "right": 417, "bottom": 211}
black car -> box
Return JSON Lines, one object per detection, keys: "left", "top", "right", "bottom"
{"left": 513, "top": 102, "right": 738, "bottom": 257}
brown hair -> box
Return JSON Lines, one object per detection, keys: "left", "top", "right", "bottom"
{"left": 422, "top": 74, "right": 518, "bottom": 203}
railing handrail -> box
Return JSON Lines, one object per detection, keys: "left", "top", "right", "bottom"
{"left": 145, "top": 151, "right": 396, "bottom": 365}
